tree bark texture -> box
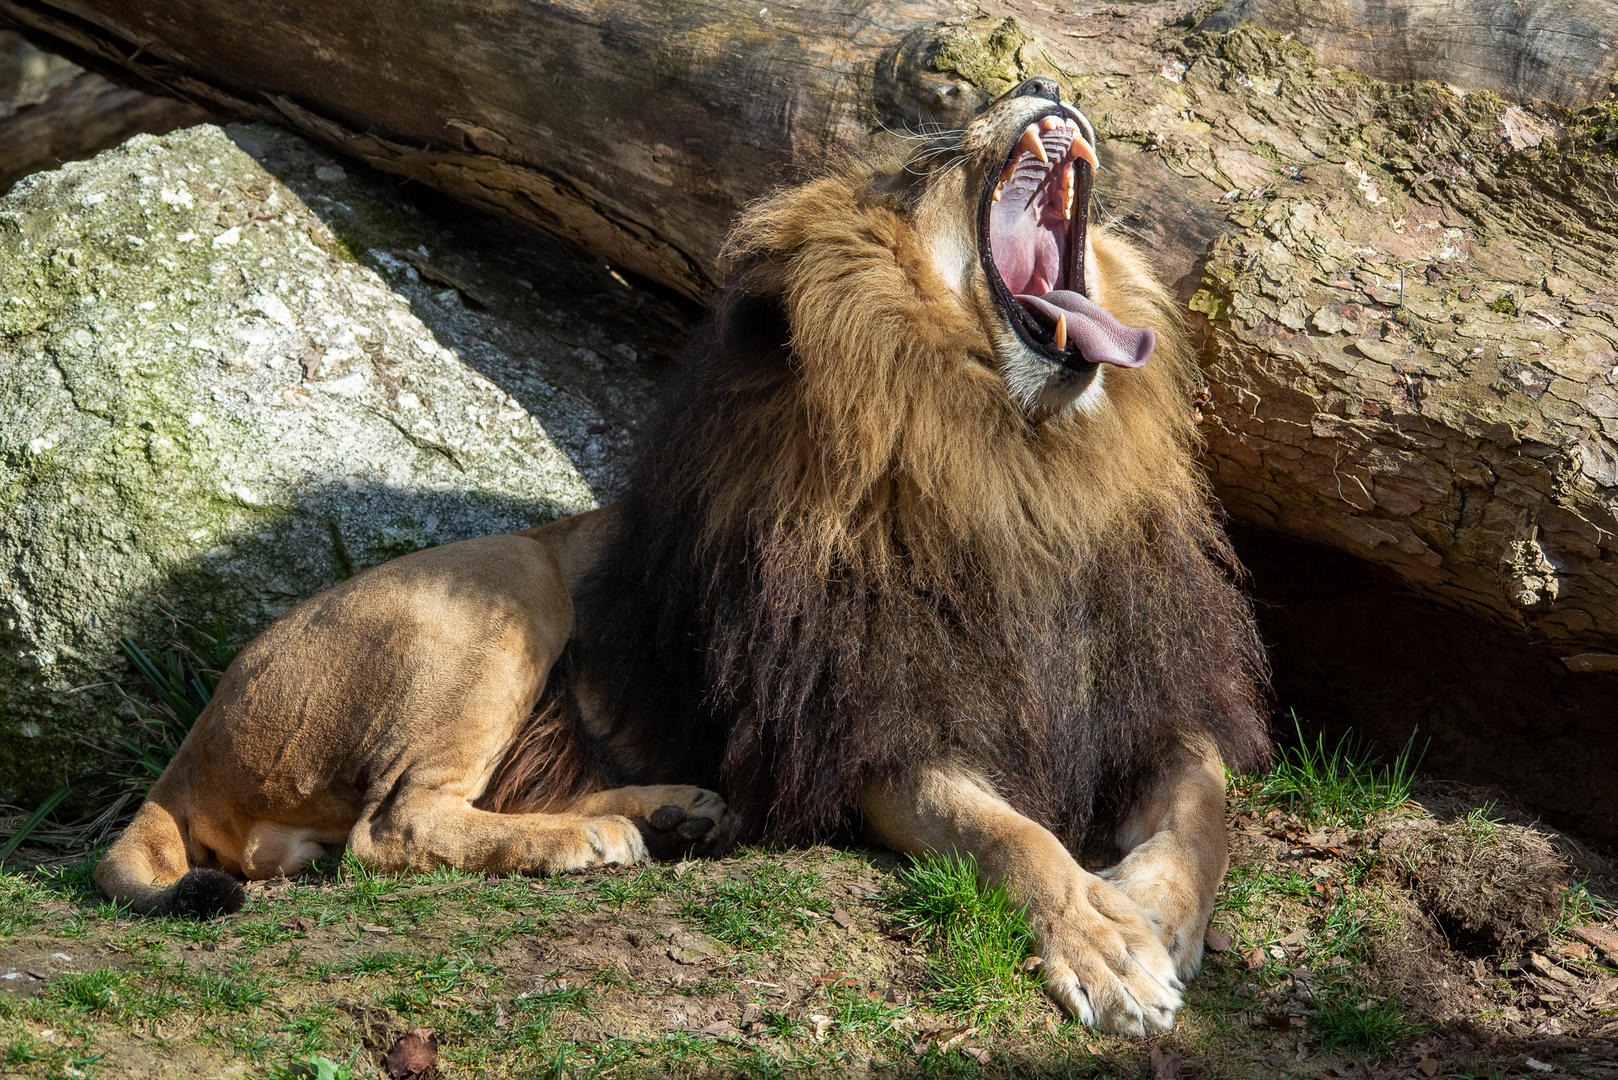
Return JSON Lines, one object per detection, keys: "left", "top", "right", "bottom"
{"left": 3, "top": 0, "right": 1618, "bottom": 827}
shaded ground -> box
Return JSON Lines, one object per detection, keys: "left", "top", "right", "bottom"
{"left": 2, "top": 773, "right": 1614, "bottom": 1080}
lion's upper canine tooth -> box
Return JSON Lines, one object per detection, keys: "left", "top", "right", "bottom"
{"left": 1019, "top": 126, "right": 1048, "bottom": 164}
{"left": 1054, "top": 313, "right": 1068, "bottom": 351}
{"left": 1039, "top": 116, "right": 1058, "bottom": 132}
{"left": 1066, "top": 133, "right": 1099, "bottom": 170}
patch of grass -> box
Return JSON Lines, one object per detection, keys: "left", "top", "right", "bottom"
{"left": 679, "top": 858, "right": 823, "bottom": 950}
{"left": 1309, "top": 982, "right": 1422, "bottom": 1056}
{"left": 1554, "top": 877, "right": 1617, "bottom": 940}
{"left": 0, "top": 873, "right": 52, "bottom": 934}
{"left": 1256, "top": 716, "right": 1420, "bottom": 828}
{"left": 885, "top": 852, "right": 1041, "bottom": 1021}
{"left": 188, "top": 963, "right": 272, "bottom": 1011}
{"left": 1455, "top": 803, "right": 1504, "bottom": 843}
{"left": 48, "top": 970, "right": 129, "bottom": 1014}
{"left": 1219, "top": 864, "right": 1313, "bottom": 919}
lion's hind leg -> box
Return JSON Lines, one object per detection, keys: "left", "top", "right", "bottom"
{"left": 1095, "top": 734, "right": 1231, "bottom": 983}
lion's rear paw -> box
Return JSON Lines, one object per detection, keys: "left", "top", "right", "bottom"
{"left": 1032, "top": 875, "right": 1184, "bottom": 1036}
{"left": 632, "top": 788, "right": 738, "bottom": 859}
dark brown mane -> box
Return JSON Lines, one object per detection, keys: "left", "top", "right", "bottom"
{"left": 504, "top": 152, "right": 1269, "bottom": 849}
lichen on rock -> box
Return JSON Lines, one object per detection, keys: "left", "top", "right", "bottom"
{"left": 0, "top": 123, "right": 668, "bottom": 807}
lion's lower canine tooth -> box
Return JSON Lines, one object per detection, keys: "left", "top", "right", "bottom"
{"left": 993, "top": 183, "right": 1004, "bottom": 202}
{"left": 1054, "top": 313, "right": 1067, "bottom": 350}
{"left": 1019, "top": 127, "right": 1048, "bottom": 163}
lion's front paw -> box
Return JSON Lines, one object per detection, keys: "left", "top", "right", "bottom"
{"left": 545, "top": 815, "right": 649, "bottom": 873}
{"left": 1031, "top": 873, "right": 1184, "bottom": 1036}
{"left": 630, "top": 787, "right": 738, "bottom": 860}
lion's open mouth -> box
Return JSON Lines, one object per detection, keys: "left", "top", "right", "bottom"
{"left": 980, "top": 110, "right": 1154, "bottom": 371}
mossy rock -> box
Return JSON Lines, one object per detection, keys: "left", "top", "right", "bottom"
{"left": 0, "top": 124, "right": 659, "bottom": 809}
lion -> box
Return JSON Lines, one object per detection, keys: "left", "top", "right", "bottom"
{"left": 95, "top": 76, "right": 1267, "bottom": 1036}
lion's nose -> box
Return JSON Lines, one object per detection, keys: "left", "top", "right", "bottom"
{"left": 1008, "top": 77, "right": 1061, "bottom": 104}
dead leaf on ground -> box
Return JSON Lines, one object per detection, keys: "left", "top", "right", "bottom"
{"left": 1244, "top": 946, "right": 1266, "bottom": 970}
{"left": 830, "top": 906, "right": 853, "bottom": 929}
{"left": 963, "top": 1046, "right": 991, "bottom": 1064}
{"left": 1151, "top": 1045, "right": 1184, "bottom": 1080}
{"left": 384, "top": 1027, "right": 437, "bottom": 1078}
{"left": 1204, "top": 928, "right": 1233, "bottom": 952}
{"left": 1417, "top": 1057, "right": 1440, "bottom": 1077}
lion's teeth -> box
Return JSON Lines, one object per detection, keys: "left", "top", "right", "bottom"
{"left": 1054, "top": 313, "right": 1068, "bottom": 350}
{"left": 1040, "top": 116, "right": 1058, "bottom": 132}
{"left": 993, "top": 183, "right": 1004, "bottom": 201}
{"left": 1000, "top": 161, "right": 1016, "bottom": 184}
{"left": 1067, "top": 133, "right": 1099, "bottom": 170}
{"left": 1063, "top": 164, "right": 1074, "bottom": 218}
{"left": 1019, "top": 126, "right": 1048, "bottom": 163}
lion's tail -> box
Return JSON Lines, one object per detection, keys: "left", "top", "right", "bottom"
{"left": 93, "top": 776, "right": 244, "bottom": 918}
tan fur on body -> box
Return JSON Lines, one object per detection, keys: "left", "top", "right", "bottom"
{"left": 95, "top": 533, "right": 732, "bottom": 917}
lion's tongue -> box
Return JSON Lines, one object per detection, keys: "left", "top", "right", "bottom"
{"left": 1016, "top": 291, "right": 1154, "bottom": 369}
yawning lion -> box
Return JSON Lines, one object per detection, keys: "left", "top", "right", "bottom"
{"left": 96, "top": 77, "right": 1268, "bottom": 1036}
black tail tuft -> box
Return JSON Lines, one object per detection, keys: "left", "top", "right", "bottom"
{"left": 160, "top": 868, "right": 246, "bottom": 918}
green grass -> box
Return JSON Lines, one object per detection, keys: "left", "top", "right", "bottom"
{"left": 47, "top": 970, "right": 129, "bottom": 1014}
{"left": 885, "top": 852, "right": 1042, "bottom": 1021}
{"left": 678, "top": 857, "right": 823, "bottom": 950}
{"left": 1309, "top": 983, "right": 1422, "bottom": 1056}
{"left": 1256, "top": 716, "right": 1420, "bottom": 828}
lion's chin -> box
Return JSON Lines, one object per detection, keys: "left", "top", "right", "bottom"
{"left": 999, "top": 341, "right": 1106, "bottom": 416}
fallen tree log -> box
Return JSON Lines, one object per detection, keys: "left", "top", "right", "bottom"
{"left": 0, "top": 30, "right": 209, "bottom": 192}
{"left": 3, "top": 0, "right": 1617, "bottom": 834}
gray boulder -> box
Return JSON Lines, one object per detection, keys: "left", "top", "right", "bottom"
{"left": 0, "top": 123, "right": 675, "bottom": 807}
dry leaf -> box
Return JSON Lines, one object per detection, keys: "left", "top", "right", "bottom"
{"left": 1151, "top": 1045, "right": 1185, "bottom": 1080}
{"left": 384, "top": 1027, "right": 437, "bottom": 1078}
{"left": 1244, "top": 946, "right": 1267, "bottom": 970}
{"left": 1204, "top": 928, "right": 1233, "bottom": 952}
{"left": 830, "top": 907, "right": 853, "bottom": 929}
{"left": 963, "top": 1046, "right": 991, "bottom": 1064}
{"left": 358, "top": 922, "right": 390, "bottom": 935}
{"left": 810, "top": 1014, "right": 833, "bottom": 1041}
{"left": 1417, "top": 1058, "right": 1440, "bottom": 1077}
